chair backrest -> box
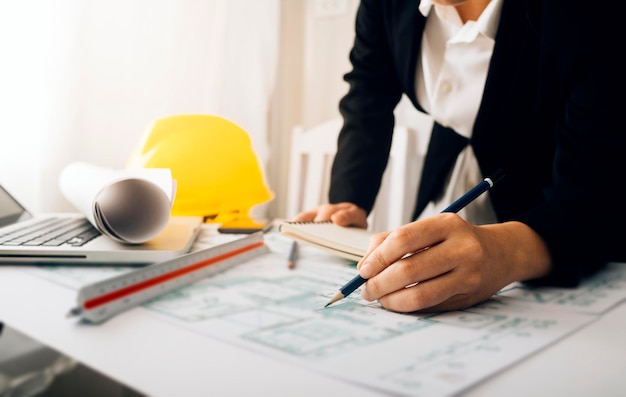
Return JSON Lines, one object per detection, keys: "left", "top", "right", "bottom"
{"left": 286, "top": 118, "right": 419, "bottom": 233}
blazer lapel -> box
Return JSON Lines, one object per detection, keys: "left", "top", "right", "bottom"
{"left": 473, "top": 0, "right": 538, "bottom": 145}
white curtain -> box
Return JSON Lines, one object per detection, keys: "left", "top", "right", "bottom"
{"left": 0, "top": 0, "right": 279, "bottom": 216}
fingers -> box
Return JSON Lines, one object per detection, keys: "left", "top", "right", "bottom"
{"left": 329, "top": 207, "right": 368, "bottom": 228}
{"left": 359, "top": 214, "right": 458, "bottom": 280}
{"left": 360, "top": 239, "right": 457, "bottom": 303}
{"left": 359, "top": 213, "right": 488, "bottom": 311}
{"left": 375, "top": 266, "right": 498, "bottom": 313}
{"left": 291, "top": 209, "right": 318, "bottom": 222}
{"left": 375, "top": 271, "right": 475, "bottom": 313}
{"left": 357, "top": 231, "right": 389, "bottom": 269}
{"left": 293, "top": 202, "right": 368, "bottom": 228}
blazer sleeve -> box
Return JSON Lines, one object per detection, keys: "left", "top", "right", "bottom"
{"left": 328, "top": 0, "right": 406, "bottom": 213}
{"left": 516, "top": 2, "right": 626, "bottom": 286}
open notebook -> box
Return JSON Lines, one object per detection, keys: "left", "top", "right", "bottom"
{"left": 278, "top": 221, "right": 373, "bottom": 262}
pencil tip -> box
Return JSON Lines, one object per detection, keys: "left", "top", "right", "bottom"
{"left": 324, "top": 291, "right": 344, "bottom": 308}
{"left": 66, "top": 308, "right": 80, "bottom": 318}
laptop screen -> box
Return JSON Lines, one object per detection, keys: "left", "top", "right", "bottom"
{"left": 0, "top": 185, "right": 32, "bottom": 227}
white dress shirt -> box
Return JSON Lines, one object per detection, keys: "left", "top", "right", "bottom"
{"left": 415, "top": 0, "right": 502, "bottom": 225}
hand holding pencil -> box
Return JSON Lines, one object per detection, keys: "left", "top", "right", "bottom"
{"left": 325, "top": 170, "right": 521, "bottom": 312}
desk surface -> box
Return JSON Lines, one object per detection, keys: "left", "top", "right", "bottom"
{"left": 1, "top": 260, "right": 625, "bottom": 397}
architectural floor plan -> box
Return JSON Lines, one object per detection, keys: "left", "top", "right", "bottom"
{"left": 30, "top": 229, "right": 626, "bottom": 396}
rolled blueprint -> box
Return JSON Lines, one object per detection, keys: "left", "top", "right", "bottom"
{"left": 59, "top": 162, "right": 175, "bottom": 244}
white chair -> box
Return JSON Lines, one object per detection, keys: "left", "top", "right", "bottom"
{"left": 286, "top": 118, "right": 420, "bottom": 233}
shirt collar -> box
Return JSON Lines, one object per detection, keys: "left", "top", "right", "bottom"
{"left": 418, "top": 0, "right": 503, "bottom": 40}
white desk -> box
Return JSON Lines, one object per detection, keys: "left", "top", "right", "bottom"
{"left": 1, "top": 263, "right": 625, "bottom": 397}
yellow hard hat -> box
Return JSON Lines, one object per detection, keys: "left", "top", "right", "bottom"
{"left": 127, "top": 114, "right": 273, "bottom": 225}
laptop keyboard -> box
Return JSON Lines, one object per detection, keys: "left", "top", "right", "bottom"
{"left": 0, "top": 217, "right": 101, "bottom": 247}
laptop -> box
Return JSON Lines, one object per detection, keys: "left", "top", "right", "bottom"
{"left": 0, "top": 184, "right": 203, "bottom": 265}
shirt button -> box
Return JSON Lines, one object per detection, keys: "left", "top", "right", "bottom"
{"left": 440, "top": 82, "right": 452, "bottom": 94}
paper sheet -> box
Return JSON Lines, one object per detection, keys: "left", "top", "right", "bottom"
{"left": 59, "top": 162, "right": 175, "bottom": 244}
{"left": 26, "top": 232, "right": 626, "bottom": 396}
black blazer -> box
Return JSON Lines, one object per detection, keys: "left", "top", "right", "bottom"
{"left": 329, "top": 0, "right": 625, "bottom": 286}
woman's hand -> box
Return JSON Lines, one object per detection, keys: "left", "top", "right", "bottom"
{"left": 293, "top": 202, "right": 369, "bottom": 229}
{"left": 357, "top": 213, "right": 552, "bottom": 312}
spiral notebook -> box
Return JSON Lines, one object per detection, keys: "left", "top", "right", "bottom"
{"left": 278, "top": 221, "right": 373, "bottom": 262}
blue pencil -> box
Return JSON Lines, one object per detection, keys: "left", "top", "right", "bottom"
{"left": 324, "top": 169, "right": 505, "bottom": 308}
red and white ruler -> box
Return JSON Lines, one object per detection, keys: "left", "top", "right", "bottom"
{"left": 67, "top": 232, "right": 267, "bottom": 323}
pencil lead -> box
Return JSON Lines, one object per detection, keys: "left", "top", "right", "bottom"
{"left": 324, "top": 291, "right": 344, "bottom": 308}
{"left": 66, "top": 307, "right": 81, "bottom": 318}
